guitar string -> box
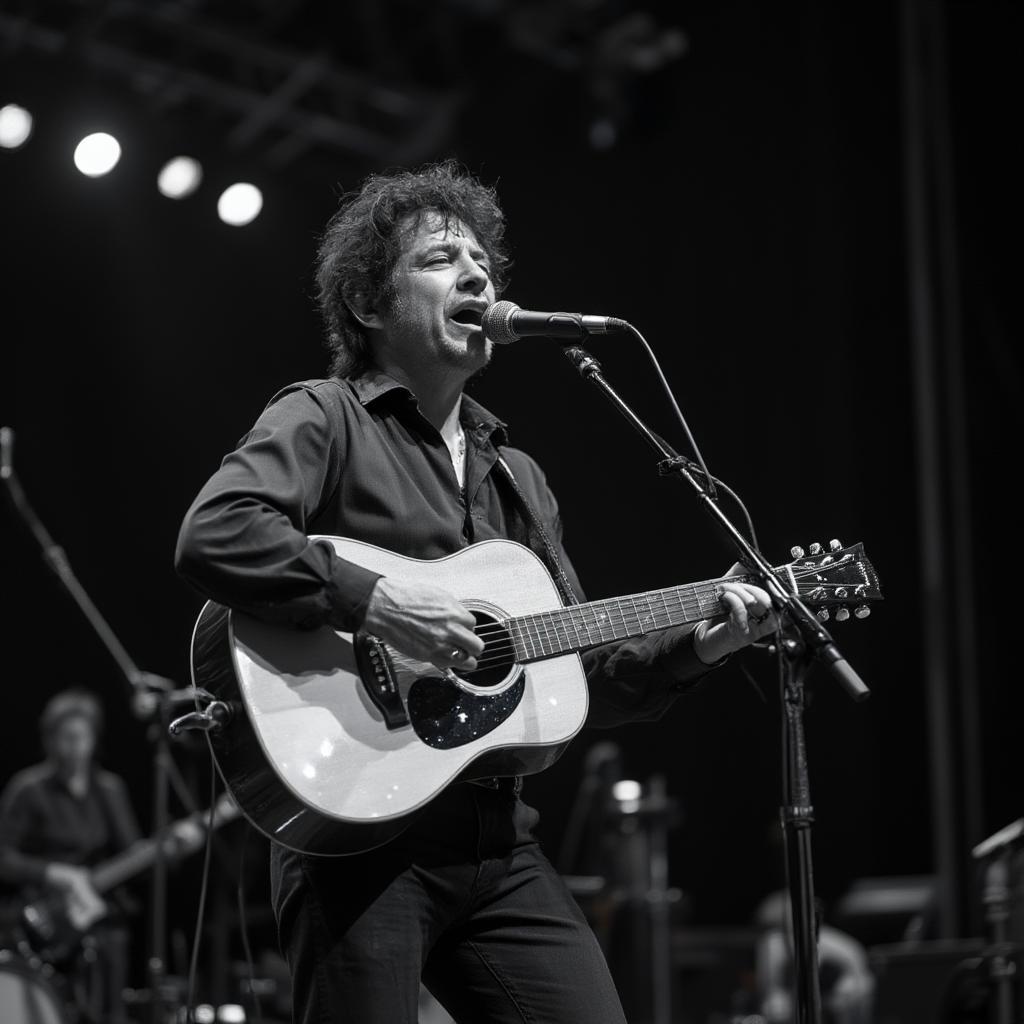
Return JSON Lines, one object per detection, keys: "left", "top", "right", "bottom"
{"left": 389, "top": 582, "right": 866, "bottom": 674}
{"left": 469, "top": 573, "right": 864, "bottom": 649}
{"left": 465, "top": 558, "right": 868, "bottom": 639}
{"left": 466, "top": 570, "right": 867, "bottom": 647}
{"left": 383, "top": 562, "right": 871, "bottom": 673}
{"left": 468, "top": 585, "right": 862, "bottom": 644}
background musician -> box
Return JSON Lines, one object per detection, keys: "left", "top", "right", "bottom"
{"left": 0, "top": 687, "right": 141, "bottom": 1024}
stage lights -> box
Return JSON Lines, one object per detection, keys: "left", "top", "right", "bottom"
{"left": 189, "top": 1003, "right": 247, "bottom": 1023}
{"left": 0, "top": 103, "right": 33, "bottom": 149}
{"left": 217, "top": 182, "right": 263, "bottom": 227}
{"left": 73, "top": 132, "right": 122, "bottom": 177}
{"left": 157, "top": 155, "right": 204, "bottom": 198}
{"left": 5, "top": 103, "right": 265, "bottom": 225}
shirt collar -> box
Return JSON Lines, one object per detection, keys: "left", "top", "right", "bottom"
{"left": 346, "top": 370, "right": 509, "bottom": 446}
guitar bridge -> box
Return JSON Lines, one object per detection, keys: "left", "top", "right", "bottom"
{"left": 354, "top": 632, "right": 409, "bottom": 730}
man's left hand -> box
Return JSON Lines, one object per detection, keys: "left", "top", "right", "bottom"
{"left": 692, "top": 566, "right": 777, "bottom": 665}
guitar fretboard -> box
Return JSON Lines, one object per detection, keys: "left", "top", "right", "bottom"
{"left": 506, "top": 572, "right": 777, "bottom": 661}
{"left": 90, "top": 800, "right": 238, "bottom": 893}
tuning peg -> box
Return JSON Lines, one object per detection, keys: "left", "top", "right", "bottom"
{"left": 817, "top": 608, "right": 830, "bottom": 621}
{"left": 809, "top": 542, "right": 823, "bottom": 555}
{"left": 854, "top": 605, "right": 871, "bottom": 619}
{"left": 790, "top": 545, "right": 805, "bottom": 559}
{"left": 835, "top": 587, "right": 848, "bottom": 598}
{"left": 829, "top": 539, "right": 842, "bottom": 551}
{"left": 820, "top": 555, "right": 834, "bottom": 565}
{"left": 835, "top": 607, "right": 850, "bottom": 621}
{"left": 810, "top": 587, "right": 827, "bottom": 601}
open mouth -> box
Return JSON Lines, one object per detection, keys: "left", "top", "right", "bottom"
{"left": 450, "top": 308, "right": 483, "bottom": 328}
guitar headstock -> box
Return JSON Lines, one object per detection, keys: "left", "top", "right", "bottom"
{"left": 780, "top": 539, "right": 882, "bottom": 622}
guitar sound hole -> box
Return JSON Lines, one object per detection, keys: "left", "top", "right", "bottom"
{"left": 460, "top": 611, "right": 515, "bottom": 689}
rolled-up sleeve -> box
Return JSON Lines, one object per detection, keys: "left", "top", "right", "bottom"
{"left": 174, "top": 387, "right": 381, "bottom": 630}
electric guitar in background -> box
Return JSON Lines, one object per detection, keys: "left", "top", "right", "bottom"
{"left": 17, "top": 791, "right": 240, "bottom": 964}
{"left": 189, "top": 536, "right": 881, "bottom": 857}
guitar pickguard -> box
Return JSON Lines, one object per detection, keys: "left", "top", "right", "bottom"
{"left": 407, "top": 671, "right": 526, "bottom": 750}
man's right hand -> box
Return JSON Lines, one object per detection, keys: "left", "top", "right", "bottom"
{"left": 363, "top": 578, "right": 484, "bottom": 672}
{"left": 43, "top": 862, "right": 106, "bottom": 931}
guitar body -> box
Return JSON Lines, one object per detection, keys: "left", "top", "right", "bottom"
{"left": 190, "top": 533, "right": 882, "bottom": 857}
{"left": 19, "top": 889, "right": 107, "bottom": 965}
{"left": 192, "top": 538, "right": 589, "bottom": 857}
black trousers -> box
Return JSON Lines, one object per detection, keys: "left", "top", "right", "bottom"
{"left": 270, "top": 782, "right": 628, "bottom": 1024}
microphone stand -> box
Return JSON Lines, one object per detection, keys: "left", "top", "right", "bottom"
{"left": 970, "top": 820, "right": 1024, "bottom": 1024}
{"left": 0, "top": 426, "right": 202, "bottom": 1024}
{"left": 557, "top": 345, "right": 871, "bottom": 1024}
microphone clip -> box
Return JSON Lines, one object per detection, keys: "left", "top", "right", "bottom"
{"left": 168, "top": 697, "right": 233, "bottom": 739}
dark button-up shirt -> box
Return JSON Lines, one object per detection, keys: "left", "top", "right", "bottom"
{"left": 175, "top": 371, "right": 717, "bottom": 727}
{"left": 0, "top": 764, "right": 140, "bottom": 887}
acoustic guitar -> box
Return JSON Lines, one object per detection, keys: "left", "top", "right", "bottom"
{"left": 189, "top": 536, "right": 881, "bottom": 857}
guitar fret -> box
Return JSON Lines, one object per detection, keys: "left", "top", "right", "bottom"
{"left": 550, "top": 611, "right": 567, "bottom": 651}
{"left": 522, "top": 615, "right": 537, "bottom": 655}
{"left": 557, "top": 609, "right": 577, "bottom": 651}
{"left": 510, "top": 563, "right": 818, "bottom": 664}
{"left": 565, "top": 606, "right": 586, "bottom": 649}
{"left": 545, "top": 611, "right": 564, "bottom": 654}
{"left": 615, "top": 599, "right": 629, "bottom": 639}
{"left": 509, "top": 620, "right": 532, "bottom": 661}
{"left": 544, "top": 610, "right": 565, "bottom": 653}
{"left": 591, "top": 602, "right": 612, "bottom": 644}
{"left": 627, "top": 596, "right": 644, "bottom": 634}
{"left": 531, "top": 613, "right": 549, "bottom": 656}
{"left": 641, "top": 592, "right": 657, "bottom": 632}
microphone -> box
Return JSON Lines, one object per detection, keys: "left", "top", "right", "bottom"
{"left": 482, "top": 300, "right": 629, "bottom": 345}
{"left": 1, "top": 426, "right": 13, "bottom": 480}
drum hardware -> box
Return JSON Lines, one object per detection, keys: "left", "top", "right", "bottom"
{"left": 0, "top": 946, "right": 72, "bottom": 1024}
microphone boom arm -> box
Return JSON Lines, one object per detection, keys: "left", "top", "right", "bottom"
{"left": 558, "top": 344, "right": 869, "bottom": 702}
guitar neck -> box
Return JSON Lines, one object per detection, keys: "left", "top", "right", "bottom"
{"left": 90, "top": 799, "right": 237, "bottom": 893}
{"left": 507, "top": 570, "right": 784, "bottom": 662}
{"left": 90, "top": 837, "right": 162, "bottom": 894}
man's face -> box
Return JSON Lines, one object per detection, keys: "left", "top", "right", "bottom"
{"left": 373, "top": 211, "right": 496, "bottom": 379}
{"left": 50, "top": 715, "right": 96, "bottom": 773}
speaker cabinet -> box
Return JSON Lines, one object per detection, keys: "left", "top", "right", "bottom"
{"left": 869, "top": 939, "right": 1019, "bottom": 1024}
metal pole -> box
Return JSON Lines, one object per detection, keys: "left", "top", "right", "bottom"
{"left": 900, "top": 0, "right": 961, "bottom": 939}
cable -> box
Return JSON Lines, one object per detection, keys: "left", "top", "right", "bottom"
{"left": 236, "top": 824, "right": 265, "bottom": 1023}
{"left": 622, "top": 321, "right": 761, "bottom": 550}
{"left": 185, "top": 763, "right": 218, "bottom": 1022}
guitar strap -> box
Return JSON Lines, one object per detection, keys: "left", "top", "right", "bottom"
{"left": 493, "top": 454, "right": 580, "bottom": 608}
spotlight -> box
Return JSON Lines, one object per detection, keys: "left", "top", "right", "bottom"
{"left": 73, "top": 132, "right": 121, "bottom": 177}
{"left": 157, "top": 155, "right": 203, "bottom": 198}
{"left": 0, "top": 103, "right": 33, "bottom": 149}
{"left": 217, "top": 182, "right": 263, "bottom": 226}
{"left": 612, "top": 779, "right": 642, "bottom": 802}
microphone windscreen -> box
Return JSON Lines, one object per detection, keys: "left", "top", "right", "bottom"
{"left": 482, "top": 300, "right": 520, "bottom": 345}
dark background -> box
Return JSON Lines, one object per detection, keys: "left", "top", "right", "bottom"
{"left": 1, "top": 0, "right": 1020, "bottom": 1013}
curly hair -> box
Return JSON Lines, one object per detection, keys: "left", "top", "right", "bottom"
{"left": 315, "top": 159, "right": 512, "bottom": 378}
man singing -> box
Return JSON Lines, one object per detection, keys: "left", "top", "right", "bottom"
{"left": 175, "top": 160, "right": 777, "bottom": 1023}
